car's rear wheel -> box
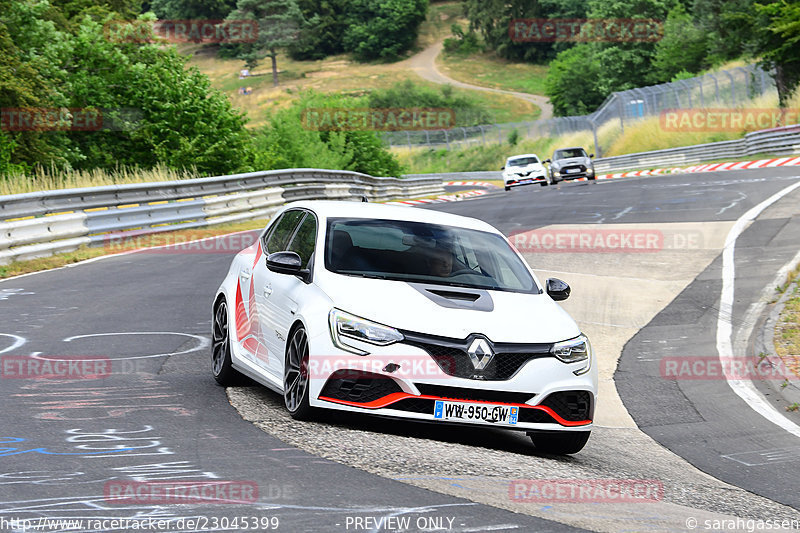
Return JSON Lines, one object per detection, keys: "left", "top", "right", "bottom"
{"left": 528, "top": 430, "right": 590, "bottom": 454}
{"left": 211, "top": 299, "right": 242, "bottom": 386}
{"left": 284, "top": 326, "right": 313, "bottom": 420}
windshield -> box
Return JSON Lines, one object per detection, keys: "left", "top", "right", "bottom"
{"left": 325, "top": 218, "right": 538, "bottom": 293}
{"left": 554, "top": 148, "right": 587, "bottom": 159}
{"left": 507, "top": 156, "right": 539, "bottom": 166}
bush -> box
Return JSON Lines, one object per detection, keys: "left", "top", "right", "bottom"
{"left": 254, "top": 92, "right": 403, "bottom": 177}
{"left": 443, "top": 23, "right": 482, "bottom": 55}
{"left": 367, "top": 80, "right": 494, "bottom": 126}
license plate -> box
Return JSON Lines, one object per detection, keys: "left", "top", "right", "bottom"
{"left": 433, "top": 400, "right": 519, "bottom": 426}
{"left": 520, "top": 178, "right": 533, "bottom": 184}
{"left": 565, "top": 168, "right": 579, "bottom": 174}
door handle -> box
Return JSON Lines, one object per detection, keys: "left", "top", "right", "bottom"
{"left": 240, "top": 269, "right": 252, "bottom": 280}
{"left": 263, "top": 284, "right": 273, "bottom": 297}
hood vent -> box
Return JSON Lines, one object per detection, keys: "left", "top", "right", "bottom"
{"left": 426, "top": 289, "right": 480, "bottom": 302}
{"left": 409, "top": 283, "right": 494, "bottom": 311}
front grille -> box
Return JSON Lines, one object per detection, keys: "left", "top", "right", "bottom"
{"left": 319, "top": 370, "right": 402, "bottom": 404}
{"left": 561, "top": 164, "right": 586, "bottom": 173}
{"left": 415, "top": 384, "right": 534, "bottom": 404}
{"left": 539, "top": 390, "right": 592, "bottom": 421}
{"left": 401, "top": 331, "right": 552, "bottom": 381}
{"left": 518, "top": 408, "right": 558, "bottom": 424}
{"left": 391, "top": 398, "right": 434, "bottom": 414}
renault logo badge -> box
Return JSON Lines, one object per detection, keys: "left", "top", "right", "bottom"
{"left": 467, "top": 338, "right": 494, "bottom": 370}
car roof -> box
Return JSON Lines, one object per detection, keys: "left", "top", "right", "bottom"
{"left": 506, "top": 154, "right": 539, "bottom": 160}
{"left": 555, "top": 147, "right": 586, "bottom": 152}
{"left": 282, "top": 200, "right": 500, "bottom": 233}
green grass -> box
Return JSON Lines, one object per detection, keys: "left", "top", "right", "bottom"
{"left": 438, "top": 53, "right": 549, "bottom": 96}
{"left": 774, "top": 270, "right": 800, "bottom": 380}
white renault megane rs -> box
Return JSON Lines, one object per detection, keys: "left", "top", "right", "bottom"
{"left": 211, "top": 201, "right": 598, "bottom": 454}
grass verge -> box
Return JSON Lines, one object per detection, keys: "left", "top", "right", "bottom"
{"left": 775, "top": 268, "right": 800, "bottom": 379}
{"left": 437, "top": 53, "right": 549, "bottom": 96}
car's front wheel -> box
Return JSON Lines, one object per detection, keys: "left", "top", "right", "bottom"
{"left": 528, "top": 430, "right": 590, "bottom": 454}
{"left": 284, "top": 326, "right": 313, "bottom": 420}
{"left": 211, "top": 299, "right": 242, "bottom": 386}
{"left": 504, "top": 186, "right": 511, "bottom": 191}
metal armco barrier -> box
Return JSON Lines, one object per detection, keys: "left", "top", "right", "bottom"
{"left": 592, "top": 124, "right": 800, "bottom": 172}
{"left": 0, "top": 169, "right": 444, "bottom": 264}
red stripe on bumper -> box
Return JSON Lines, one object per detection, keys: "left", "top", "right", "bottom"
{"left": 318, "top": 393, "right": 592, "bottom": 427}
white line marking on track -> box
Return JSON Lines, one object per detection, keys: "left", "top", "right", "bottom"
{"left": 716, "top": 178, "right": 800, "bottom": 439}
{"left": 0, "top": 333, "right": 26, "bottom": 354}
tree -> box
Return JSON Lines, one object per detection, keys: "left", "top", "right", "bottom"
{"left": 342, "top": 0, "right": 428, "bottom": 62}
{"left": 226, "top": 0, "right": 302, "bottom": 86}
{"left": 255, "top": 92, "right": 403, "bottom": 177}
{"left": 288, "top": 0, "right": 348, "bottom": 60}
{"left": 650, "top": 3, "right": 707, "bottom": 83}
{"left": 753, "top": 0, "right": 800, "bottom": 106}
{"left": 1, "top": 0, "right": 255, "bottom": 176}
{"left": 150, "top": 0, "right": 238, "bottom": 20}
{"left": 693, "top": 0, "right": 756, "bottom": 64}
{"left": 463, "top": 0, "right": 587, "bottom": 63}
{"left": 544, "top": 44, "right": 606, "bottom": 115}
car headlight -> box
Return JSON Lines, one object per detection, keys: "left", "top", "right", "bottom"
{"left": 552, "top": 334, "right": 592, "bottom": 375}
{"left": 586, "top": 167, "right": 594, "bottom": 175}
{"left": 553, "top": 171, "right": 561, "bottom": 177}
{"left": 329, "top": 309, "right": 404, "bottom": 355}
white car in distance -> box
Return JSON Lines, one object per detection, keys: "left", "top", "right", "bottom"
{"left": 211, "top": 201, "right": 598, "bottom": 454}
{"left": 502, "top": 154, "right": 549, "bottom": 191}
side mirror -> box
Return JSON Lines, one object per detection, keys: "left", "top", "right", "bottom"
{"left": 546, "top": 278, "right": 570, "bottom": 301}
{"left": 589, "top": 153, "right": 595, "bottom": 158}
{"left": 501, "top": 166, "right": 505, "bottom": 170}
{"left": 544, "top": 158, "right": 551, "bottom": 164}
{"left": 266, "top": 251, "right": 302, "bottom": 275}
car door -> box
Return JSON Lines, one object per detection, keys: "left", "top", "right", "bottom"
{"left": 262, "top": 211, "right": 318, "bottom": 380}
{"left": 252, "top": 209, "right": 305, "bottom": 376}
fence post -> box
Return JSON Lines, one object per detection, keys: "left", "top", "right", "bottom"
{"left": 406, "top": 131, "right": 411, "bottom": 150}
{"left": 590, "top": 119, "right": 602, "bottom": 159}
{"left": 722, "top": 70, "right": 736, "bottom": 105}
{"left": 479, "top": 125, "right": 485, "bottom": 146}
{"left": 444, "top": 129, "right": 450, "bottom": 151}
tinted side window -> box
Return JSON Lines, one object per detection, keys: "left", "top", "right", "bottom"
{"left": 286, "top": 214, "right": 317, "bottom": 268}
{"left": 265, "top": 210, "right": 304, "bottom": 253}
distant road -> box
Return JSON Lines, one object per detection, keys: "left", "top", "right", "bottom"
{"left": 408, "top": 41, "right": 554, "bottom": 120}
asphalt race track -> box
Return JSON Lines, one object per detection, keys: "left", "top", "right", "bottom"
{"left": 1, "top": 167, "right": 799, "bottom": 532}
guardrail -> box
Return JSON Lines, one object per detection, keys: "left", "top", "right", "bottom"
{"left": 0, "top": 169, "right": 444, "bottom": 264}
{"left": 592, "top": 124, "right": 800, "bottom": 172}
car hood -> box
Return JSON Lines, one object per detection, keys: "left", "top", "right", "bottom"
{"left": 318, "top": 273, "right": 581, "bottom": 343}
{"left": 553, "top": 157, "right": 589, "bottom": 167}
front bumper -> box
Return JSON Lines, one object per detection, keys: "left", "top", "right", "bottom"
{"left": 306, "top": 331, "right": 597, "bottom": 432}
{"left": 504, "top": 173, "right": 547, "bottom": 187}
